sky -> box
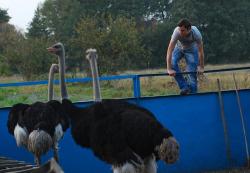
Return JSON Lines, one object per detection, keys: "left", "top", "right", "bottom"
{"left": 0, "top": 0, "right": 45, "bottom": 31}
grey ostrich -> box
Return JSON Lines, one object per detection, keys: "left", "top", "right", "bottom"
{"left": 47, "top": 63, "right": 66, "bottom": 163}
{"left": 47, "top": 43, "right": 68, "bottom": 101}
{"left": 7, "top": 52, "right": 69, "bottom": 165}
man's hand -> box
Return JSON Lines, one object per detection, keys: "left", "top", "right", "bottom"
{"left": 167, "top": 69, "right": 176, "bottom": 76}
{"left": 197, "top": 66, "right": 204, "bottom": 75}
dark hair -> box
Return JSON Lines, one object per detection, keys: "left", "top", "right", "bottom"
{"left": 177, "top": 18, "right": 191, "bottom": 30}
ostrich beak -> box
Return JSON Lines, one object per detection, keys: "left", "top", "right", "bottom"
{"left": 47, "top": 47, "right": 57, "bottom": 53}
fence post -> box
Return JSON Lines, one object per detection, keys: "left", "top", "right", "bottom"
{"left": 133, "top": 75, "right": 141, "bottom": 98}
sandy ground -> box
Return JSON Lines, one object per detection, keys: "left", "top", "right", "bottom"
{"left": 204, "top": 168, "right": 250, "bottom": 173}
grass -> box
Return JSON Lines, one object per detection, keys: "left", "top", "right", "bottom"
{"left": 1, "top": 63, "right": 250, "bottom": 107}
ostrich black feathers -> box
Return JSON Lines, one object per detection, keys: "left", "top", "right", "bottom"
{"left": 7, "top": 100, "right": 70, "bottom": 165}
{"left": 7, "top": 103, "right": 30, "bottom": 135}
{"left": 8, "top": 100, "right": 69, "bottom": 137}
{"left": 62, "top": 98, "right": 177, "bottom": 167}
{"left": 46, "top": 100, "right": 70, "bottom": 132}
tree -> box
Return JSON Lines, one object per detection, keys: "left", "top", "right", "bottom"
{"left": 41, "top": 0, "right": 81, "bottom": 41}
{"left": 27, "top": 5, "right": 50, "bottom": 38}
{"left": 0, "top": 23, "right": 25, "bottom": 75}
{"left": 71, "top": 16, "right": 151, "bottom": 74}
{"left": 26, "top": 0, "right": 173, "bottom": 71}
{"left": 0, "top": 8, "right": 10, "bottom": 23}
{"left": 77, "top": 0, "right": 172, "bottom": 21}
{"left": 140, "top": 21, "right": 173, "bottom": 68}
{"left": 4, "top": 38, "right": 55, "bottom": 80}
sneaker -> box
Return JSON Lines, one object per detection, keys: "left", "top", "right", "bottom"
{"left": 180, "top": 88, "right": 191, "bottom": 95}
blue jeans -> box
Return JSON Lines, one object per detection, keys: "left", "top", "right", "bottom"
{"left": 171, "top": 46, "right": 199, "bottom": 93}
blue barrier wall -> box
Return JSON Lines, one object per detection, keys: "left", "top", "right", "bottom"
{"left": 1, "top": 90, "right": 250, "bottom": 173}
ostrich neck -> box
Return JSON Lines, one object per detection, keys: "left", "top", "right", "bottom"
{"left": 89, "top": 57, "right": 101, "bottom": 102}
{"left": 58, "top": 52, "right": 68, "bottom": 99}
{"left": 48, "top": 66, "right": 55, "bottom": 101}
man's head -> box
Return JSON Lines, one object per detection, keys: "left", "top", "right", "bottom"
{"left": 177, "top": 18, "right": 191, "bottom": 37}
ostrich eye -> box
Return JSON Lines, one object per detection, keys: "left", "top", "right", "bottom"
{"left": 54, "top": 45, "right": 60, "bottom": 49}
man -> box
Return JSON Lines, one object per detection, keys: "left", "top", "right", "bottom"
{"left": 166, "top": 18, "right": 204, "bottom": 95}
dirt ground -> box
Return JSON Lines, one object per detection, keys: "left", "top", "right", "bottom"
{"left": 204, "top": 168, "right": 250, "bottom": 173}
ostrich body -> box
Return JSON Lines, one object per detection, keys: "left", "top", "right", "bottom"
{"left": 61, "top": 49, "right": 179, "bottom": 173}
{"left": 63, "top": 99, "right": 178, "bottom": 173}
{"left": 7, "top": 48, "right": 69, "bottom": 165}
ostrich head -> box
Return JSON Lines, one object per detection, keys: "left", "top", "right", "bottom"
{"left": 86, "top": 48, "right": 98, "bottom": 61}
{"left": 47, "top": 42, "right": 64, "bottom": 56}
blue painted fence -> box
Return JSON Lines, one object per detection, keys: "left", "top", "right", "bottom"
{"left": 1, "top": 91, "right": 250, "bottom": 172}
{"left": 1, "top": 67, "right": 250, "bottom": 172}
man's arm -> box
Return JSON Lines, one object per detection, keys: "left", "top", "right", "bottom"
{"left": 197, "top": 41, "right": 204, "bottom": 73}
{"left": 166, "top": 40, "right": 176, "bottom": 76}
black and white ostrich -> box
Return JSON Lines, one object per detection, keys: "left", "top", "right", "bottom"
{"left": 55, "top": 47, "right": 179, "bottom": 173}
{"left": 7, "top": 54, "right": 69, "bottom": 165}
{"left": 88, "top": 49, "right": 179, "bottom": 172}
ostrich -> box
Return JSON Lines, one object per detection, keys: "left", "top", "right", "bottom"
{"left": 88, "top": 49, "right": 179, "bottom": 172}
{"left": 47, "top": 43, "right": 68, "bottom": 101}
{"left": 7, "top": 56, "right": 69, "bottom": 165}
{"left": 48, "top": 45, "right": 178, "bottom": 173}
{"left": 46, "top": 63, "right": 68, "bottom": 164}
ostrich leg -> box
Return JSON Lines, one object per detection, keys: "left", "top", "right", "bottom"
{"left": 35, "top": 155, "right": 41, "bottom": 166}
{"left": 143, "top": 155, "right": 157, "bottom": 173}
{"left": 53, "top": 142, "right": 59, "bottom": 163}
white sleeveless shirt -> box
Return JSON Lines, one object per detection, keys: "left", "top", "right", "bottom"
{"left": 171, "top": 26, "right": 202, "bottom": 50}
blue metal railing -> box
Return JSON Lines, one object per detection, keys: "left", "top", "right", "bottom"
{"left": 1, "top": 66, "right": 250, "bottom": 99}
{"left": 0, "top": 75, "right": 136, "bottom": 87}
{"left": 0, "top": 74, "right": 140, "bottom": 98}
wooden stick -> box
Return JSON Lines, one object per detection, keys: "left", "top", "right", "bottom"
{"left": 217, "top": 78, "right": 232, "bottom": 164}
{"left": 233, "top": 73, "right": 250, "bottom": 167}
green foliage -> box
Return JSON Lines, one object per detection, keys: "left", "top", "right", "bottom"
{"left": 140, "top": 22, "right": 173, "bottom": 68}
{"left": 0, "top": 21, "right": 57, "bottom": 79}
{"left": 0, "top": 8, "right": 10, "bottom": 23}
{"left": 17, "top": 38, "right": 55, "bottom": 80}
{"left": 72, "top": 16, "right": 151, "bottom": 74}
{"left": 0, "top": 24, "right": 20, "bottom": 53}
{"left": 4, "top": 37, "right": 55, "bottom": 80}
{"left": 27, "top": 5, "right": 51, "bottom": 38}
{"left": 77, "top": 0, "right": 170, "bottom": 20}
{"left": 0, "top": 23, "right": 25, "bottom": 75}
{"left": 0, "top": 0, "right": 250, "bottom": 78}
{"left": 38, "top": 0, "right": 82, "bottom": 42}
